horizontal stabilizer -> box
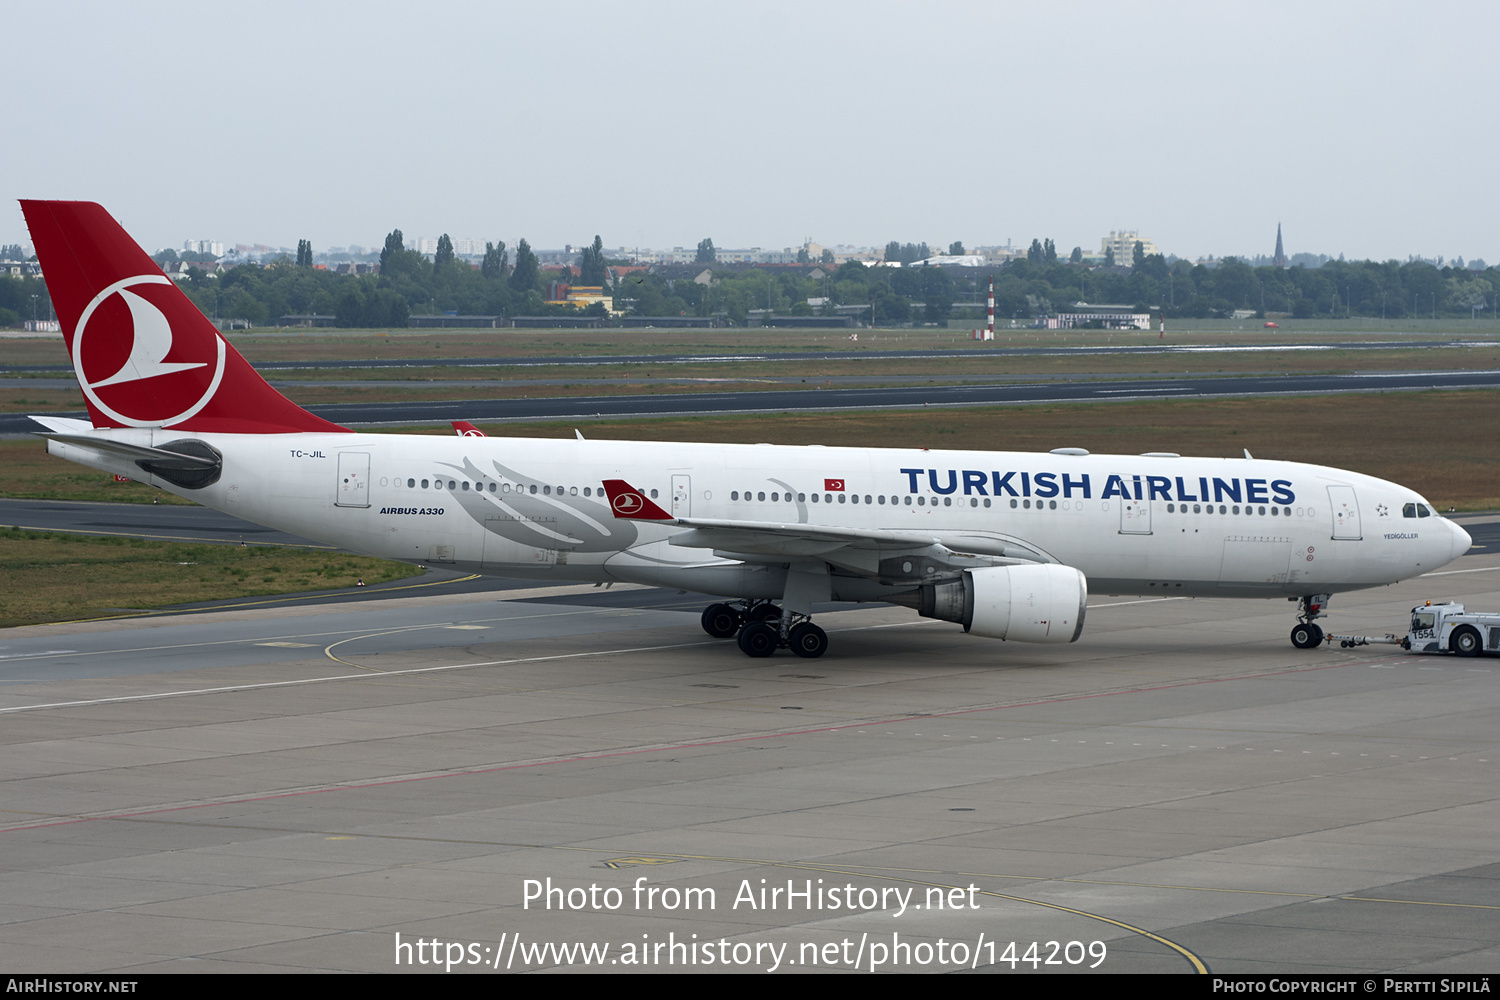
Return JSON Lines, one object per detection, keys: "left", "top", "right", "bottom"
{"left": 37, "top": 432, "right": 221, "bottom": 469}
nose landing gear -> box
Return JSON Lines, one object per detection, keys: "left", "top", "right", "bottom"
{"left": 1290, "top": 593, "right": 1332, "bottom": 649}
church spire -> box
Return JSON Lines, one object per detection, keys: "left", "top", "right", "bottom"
{"left": 1273, "top": 223, "right": 1287, "bottom": 268}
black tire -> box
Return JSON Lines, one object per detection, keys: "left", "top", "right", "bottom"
{"left": 1291, "top": 623, "right": 1320, "bottom": 649}
{"left": 701, "top": 603, "right": 741, "bottom": 639}
{"left": 1451, "top": 626, "right": 1482, "bottom": 657}
{"left": 737, "top": 621, "right": 779, "bottom": 657}
{"left": 788, "top": 622, "right": 828, "bottom": 659}
{"left": 747, "top": 604, "right": 782, "bottom": 623}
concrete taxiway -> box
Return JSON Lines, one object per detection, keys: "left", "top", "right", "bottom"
{"left": 2, "top": 541, "right": 1500, "bottom": 973}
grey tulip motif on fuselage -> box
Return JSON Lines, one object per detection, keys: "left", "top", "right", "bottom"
{"left": 437, "top": 456, "right": 640, "bottom": 552}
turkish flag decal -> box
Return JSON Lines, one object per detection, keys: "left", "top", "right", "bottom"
{"left": 824, "top": 478, "right": 845, "bottom": 491}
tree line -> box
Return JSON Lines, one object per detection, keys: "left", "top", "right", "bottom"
{"left": 1, "top": 232, "right": 1497, "bottom": 328}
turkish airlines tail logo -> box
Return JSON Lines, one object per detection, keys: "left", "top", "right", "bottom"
{"left": 600, "top": 479, "right": 674, "bottom": 520}
{"left": 452, "top": 421, "right": 487, "bottom": 437}
{"left": 20, "top": 200, "right": 349, "bottom": 435}
{"left": 92, "top": 287, "right": 207, "bottom": 385}
{"left": 73, "top": 275, "right": 226, "bottom": 428}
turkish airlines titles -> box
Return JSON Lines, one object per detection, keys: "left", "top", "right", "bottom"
{"left": 897, "top": 468, "right": 1297, "bottom": 505}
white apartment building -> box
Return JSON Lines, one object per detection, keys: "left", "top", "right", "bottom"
{"left": 1099, "top": 230, "right": 1159, "bottom": 264}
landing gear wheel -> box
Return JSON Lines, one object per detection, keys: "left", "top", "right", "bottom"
{"left": 747, "top": 604, "right": 782, "bottom": 623}
{"left": 788, "top": 622, "right": 828, "bottom": 659}
{"left": 701, "top": 603, "right": 741, "bottom": 639}
{"left": 737, "top": 621, "right": 779, "bottom": 658}
{"left": 1451, "top": 626, "right": 1482, "bottom": 657}
{"left": 1290, "top": 623, "right": 1324, "bottom": 649}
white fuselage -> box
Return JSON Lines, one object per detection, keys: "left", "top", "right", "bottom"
{"left": 52, "top": 429, "right": 1470, "bottom": 603}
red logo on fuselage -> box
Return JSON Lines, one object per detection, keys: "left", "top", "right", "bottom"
{"left": 73, "top": 275, "right": 226, "bottom": 428}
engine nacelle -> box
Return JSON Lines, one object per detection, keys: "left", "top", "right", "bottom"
{"left": 918, "top": 564, "right": 1087, "bottom": 643}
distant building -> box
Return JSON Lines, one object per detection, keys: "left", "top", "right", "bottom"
{"left": 1100, "top": 230, "right": 1160, "bottom": 265}
{"left": 909, "top": 255, "right": 989, "bottom": 268}
{"left": 161, "top": 260, "right": 224, "bottom": 281}
{"left": 564, "top": 285, "right": 610, "bottom": 311}
{"left": 407, "top": 314, "right": 502, "bottom": 328}
{"left": 1272, "top": 223, "right": 1287, "bottom": 268}
{"left": 413, "top": 237, "right": 491, "bottom": 257}
{"left": 1045, "top": 304, "right": 1152, "bottom": 331}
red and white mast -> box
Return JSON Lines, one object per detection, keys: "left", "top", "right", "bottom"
{"left": 974, "top": 275, "right": 995, "bottom": 341}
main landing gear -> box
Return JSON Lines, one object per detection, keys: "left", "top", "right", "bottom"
{"left": 1289, "top": 593, "right": 1332, "bottom": 649}
{"left": 700, "top": 601, "right": 828, "bottom": 659}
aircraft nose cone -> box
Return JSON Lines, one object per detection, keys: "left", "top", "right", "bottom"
{"left": 1451, "top": 519, "right": 1473, "bottom": 561}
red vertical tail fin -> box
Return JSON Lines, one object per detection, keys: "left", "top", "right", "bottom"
{"left": 20, "top": 200, "right": 348, "bottom": 434}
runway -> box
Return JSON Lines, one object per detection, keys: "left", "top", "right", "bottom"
{"left": 3, "top": 539, "right": 1499, "bottom": 973}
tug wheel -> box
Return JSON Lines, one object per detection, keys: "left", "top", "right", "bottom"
{"left": 1451, "top": 626, "right": 1482, "bottom": 658}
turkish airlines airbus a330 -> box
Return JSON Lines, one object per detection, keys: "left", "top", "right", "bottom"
{"left": 20, "top": 201, "right": 1472, "bottom": 658}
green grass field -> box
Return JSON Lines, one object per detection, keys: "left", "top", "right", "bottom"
{"left": 0, "top": 527, "right": 423, "bottom": 628}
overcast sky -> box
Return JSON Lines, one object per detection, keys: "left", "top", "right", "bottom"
{"left": 6, "top": 1, "right": 1496, "bottom": 263}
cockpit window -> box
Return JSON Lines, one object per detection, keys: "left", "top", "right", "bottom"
{"left": 1403, "top": 503, "right": 1417, "bottom": 518}
{"left": 1418, "top": 504, "right": 1431, "bottom": 518}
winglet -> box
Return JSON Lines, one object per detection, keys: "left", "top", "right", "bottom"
{"left": 600, "top": 479, "right": 673, "bottom": 520}
{"left": 452, "top": 421, "right": 486, "bottom": 437}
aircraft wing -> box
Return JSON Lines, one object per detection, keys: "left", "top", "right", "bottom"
{"left": 669, "top": 517, "right": 941, "bottom": 556}
{"left": 600, "top": 479, "right": 1052, "bottom": 572}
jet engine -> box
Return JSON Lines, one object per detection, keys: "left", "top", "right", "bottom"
{"left": 916, "top": 564, "right": 1087, "bottom": 643}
